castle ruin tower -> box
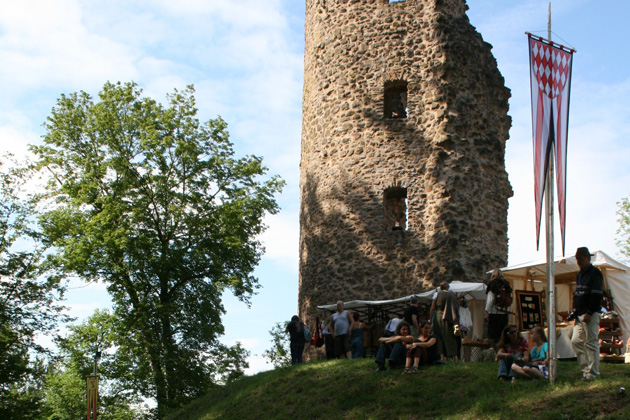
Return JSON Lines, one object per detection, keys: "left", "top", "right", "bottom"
{"left": 299, "top": 0, "right": 513, "bottom": 319}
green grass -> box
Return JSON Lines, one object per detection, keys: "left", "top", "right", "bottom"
{"left": 167, "top": 360, "right": 630, "bottom": 420}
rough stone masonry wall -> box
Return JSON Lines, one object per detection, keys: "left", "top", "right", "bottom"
{"left": 298, "top": 0, "right": 513, "bottom": 324}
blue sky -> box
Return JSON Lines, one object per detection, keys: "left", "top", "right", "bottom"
{"left": 1, "top": 0, "right": 629, "bottom": 375}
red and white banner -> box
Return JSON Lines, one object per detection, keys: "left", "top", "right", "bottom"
{"left": 528, "top": 33, "right": 574, "bottom": 254}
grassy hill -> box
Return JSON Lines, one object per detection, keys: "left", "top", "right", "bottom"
{"left": 167, "top": 358, "right": 630, "bottom": 420}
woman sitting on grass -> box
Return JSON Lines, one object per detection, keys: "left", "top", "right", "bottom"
{"left": 374, "top": 322, "right": 414, "bottom": 372}
{"left": 496, "top": 324, "right": 529, "bottom": 382}
{"left": 518, "top": 327, "right": 549, "bottom": 380}
{"left": 403, "top": 321, "right": 438, "bottom": 374}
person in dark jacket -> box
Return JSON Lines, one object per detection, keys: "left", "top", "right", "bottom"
{"left": 285, "top": 315, "right": 306, "bottom": 365}
{"left": 570, "top": 247, "right": 603, "bottom": 381}
{"left": 484, "top": 269, "right": 511, "bottom": 349}
{"left": 403, "top": 296, "right": 421, "bottom": 338}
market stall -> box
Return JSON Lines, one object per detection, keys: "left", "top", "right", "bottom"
{"left": 316, "top": 281, "right": 488, "bottom": 356}
{"left": 497, "top": 250, "right": 630, "bottom": 361}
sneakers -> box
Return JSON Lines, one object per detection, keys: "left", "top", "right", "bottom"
{"left": 375, "top": 363, "right": 384, "bottom": 372}
{"left": 583, "top": 373, "right": 596, "bottom": 382}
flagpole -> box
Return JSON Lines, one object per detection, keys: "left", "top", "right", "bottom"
{"left": 545, "top": 1, "right": 558, "bottom": 385}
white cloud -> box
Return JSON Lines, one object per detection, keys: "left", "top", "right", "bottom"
{"left": 0, "top": 122, "right": 35, "bottom": 159}
{"left": 0, "top": 0, "right": 138, "bottom": 95}
{"left": 259, "top": 212, "right": 299, "bottom": 270}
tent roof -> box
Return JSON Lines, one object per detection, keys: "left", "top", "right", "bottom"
{"left": 497, "top": 250, "right": 630, "bottom": 284}
{"left": 316, "top": 281, "right": 487, "bottom": 316}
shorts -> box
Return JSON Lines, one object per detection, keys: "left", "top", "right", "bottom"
{"left": 334, "top": 334, "right": 351, "bottom": 357}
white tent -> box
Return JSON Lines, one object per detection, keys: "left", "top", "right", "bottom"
{"left": 317, "top": 281, "right": 487, "bottom": 312}
{"left": 317, "top": 281, "right": 488, "bottom": 340}
{"left": 499, "top": 250, "right": 630, "bottom": 356}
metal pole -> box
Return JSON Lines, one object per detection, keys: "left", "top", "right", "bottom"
{"left": 546, "top": 2, "right": 557, "bottom": 385}
{"left": 546, "top": 152, "right": 557, "bottom": 384}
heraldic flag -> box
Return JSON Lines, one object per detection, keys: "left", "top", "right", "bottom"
{"left": 528, "top": 33, "right": 574, "bottom": 254}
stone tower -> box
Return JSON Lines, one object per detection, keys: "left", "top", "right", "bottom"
{"left": 299, "top": 0, "right": 513, "bottom": 320}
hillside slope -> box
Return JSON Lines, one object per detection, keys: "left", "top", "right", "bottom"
{"left": 167, "top": 359, "right": 630, "bottom": 420}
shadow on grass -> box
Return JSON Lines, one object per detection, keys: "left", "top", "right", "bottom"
{"left": 167, "top": 359, "right": 630, "bottom": 420}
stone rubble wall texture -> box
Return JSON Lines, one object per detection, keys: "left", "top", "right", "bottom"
{"left": 298, "top": 0, "right": 513, "bottom": 323}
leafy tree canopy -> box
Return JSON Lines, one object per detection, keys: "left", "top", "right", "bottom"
{"left": 31, "top": 82, "right": 284, "bottom": 417}
{"left": 0, "top": 156, "right": 67, "bottom": 410}
{"left": 262, "top": 322, "right": 291, "bottom": 369}
{"left": 44, "top": 310, "right": 145, "bottom": 420}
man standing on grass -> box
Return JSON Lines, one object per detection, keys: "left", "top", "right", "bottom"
{"left": 404, "top": 296, "right": 421, "bottom": 339}
{"left": 571, "top": 247, "right": 603, "bottom": 382}
{"left": 330, "top": 300, "right": 353, "bottom": 359}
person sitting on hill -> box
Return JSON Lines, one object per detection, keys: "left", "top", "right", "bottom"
{"left": 374, "top": 321, "right": 414, "bottom": 372}
{"left": 496, "top": 324, "right": 529, "bottom": 382}
{"left": 403, "top": 321, "right": 438, "bottom": 374}
{"left": 514, "top": 327, "right": 549, "bottom": 380}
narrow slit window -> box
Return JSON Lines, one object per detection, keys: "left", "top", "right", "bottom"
{"left": 384, "top": 80, "right": 408, "bottom": 118}
{"left": 388, "top": 0, "right": 406, "bottom": 3}
{"left": 384, "top": 186, "right": 407, "bottom": 231}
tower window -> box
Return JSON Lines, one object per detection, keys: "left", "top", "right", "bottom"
{"left": 388, "top": 0, "right": 406, "bottom": 4}
{"left": 384, "top": 81, "right": 408, "bottom": 118}
{"left": 384, "top": 186, "right": 407, "bottom": 231}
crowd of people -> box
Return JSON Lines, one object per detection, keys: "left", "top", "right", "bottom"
{"left": 286, "top": 288, "right": 463, "bottom": 374}
{"left": 285, "top": 246, "right": 604, "bottom": 383}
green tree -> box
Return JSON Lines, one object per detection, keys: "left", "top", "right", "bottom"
{"left": 32, "top": 82, "right": 283, "bottom": 417}
{"left": 44, "top": 310, "right": 144, "bottom": 420}
{"left": 0, "top": 156, "right": 67, "bottom": 419}
{"left": 262, "top": 322, "right": 291, "bottom": 369}
{"left": 0, "top": 358, "right": 48, "bottom": 420}
{"left": 617, "top": 196, "right": 630, "bottom": 262}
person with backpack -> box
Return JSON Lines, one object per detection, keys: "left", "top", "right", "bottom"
{"left": 285, "top": 315, "right": 307, "bottom": 365}
{"left": 485, "top": 269, "right": 512, "bottom": 349}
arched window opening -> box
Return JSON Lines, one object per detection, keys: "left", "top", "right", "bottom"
{"left": 384, "top": 186, "right": 408, "bottom": 231}
{"left": 384, "top": 80, "right": 408, "bottom": 118}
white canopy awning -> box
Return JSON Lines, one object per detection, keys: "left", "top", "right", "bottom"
{"left": 497, "top": 250, "right": 630, "bottom": 283}
{"left": 317, "top": 281, "right": 487, "bottom": 313}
